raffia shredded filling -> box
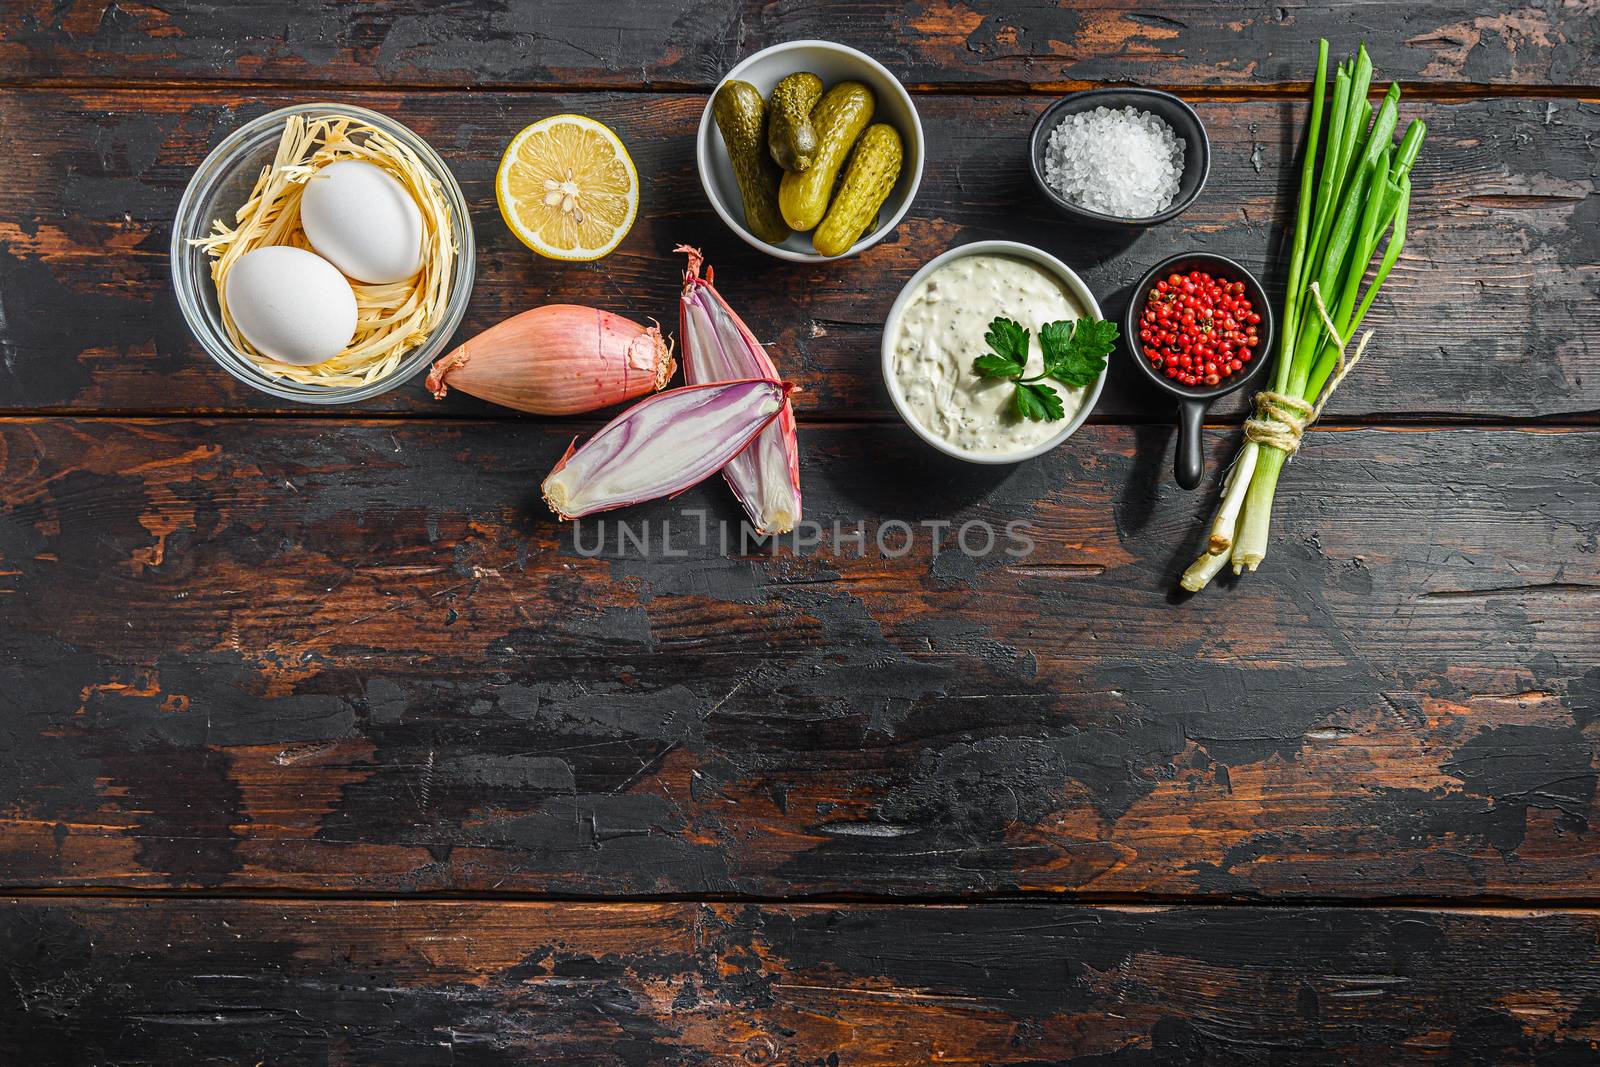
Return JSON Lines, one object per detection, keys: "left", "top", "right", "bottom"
{"left": 192, "top": 114, "right": 457, "bottom": 387}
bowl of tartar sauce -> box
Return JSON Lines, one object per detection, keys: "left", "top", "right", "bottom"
{"left": 882, "top": 240, "right": 1107, "bottom": 464}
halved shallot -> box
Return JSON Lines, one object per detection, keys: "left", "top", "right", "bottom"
{"left": 678, "top": 246, "right": 802, "bottom": 534}
{"left": 542, "top": 378, "right": 793, "bottom": 520}
{"left": 426, "top": 305, "right": 675, "bottom": 415}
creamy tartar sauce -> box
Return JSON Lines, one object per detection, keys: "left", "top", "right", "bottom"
{"left": 892, "top": 254, "right": 1090, "bottom": 455}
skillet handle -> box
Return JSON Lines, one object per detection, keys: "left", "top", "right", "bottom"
{"left": 1175, "top": 398, "right": 1206, "bottom": 490}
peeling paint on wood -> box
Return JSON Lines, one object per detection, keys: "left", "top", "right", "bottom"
{"left": 4, "top": 899, "right": 1600, "bottom": 1064}
{"left": 2, "top": 4, "right": 1598, "bottom": 1061}
{"left": 1, "top": 419, "right": 1595, "bottom": 898}
{"left": 0, "top": 1, "right": 1594, "bottom": 89}
{"left": 0, "top": 91, "right": 1596, "bottom": 419}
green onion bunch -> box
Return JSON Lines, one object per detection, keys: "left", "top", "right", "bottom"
{"left": 1183, "top": 40, "right": 1425, "bottom": 592}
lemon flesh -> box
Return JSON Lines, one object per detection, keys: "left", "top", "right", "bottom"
{"left": 497, "top": 114, "right": 638, "bottom": 261}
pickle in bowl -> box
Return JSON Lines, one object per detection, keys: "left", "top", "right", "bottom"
{"left": 768, "top": 71, "right": 823, "bottom": 172}
{"left": 695, "top": 40, "right": 925, "bottom": 261}
{"left": 711, "top": 80, "right": 790, "bottom": 245}
{"left": 813, "top": 122, "right": 903, "bottom": 258}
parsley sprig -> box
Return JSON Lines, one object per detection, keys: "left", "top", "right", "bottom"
{"left": 971, "top": 316, "right": 1119, "bottom": 422}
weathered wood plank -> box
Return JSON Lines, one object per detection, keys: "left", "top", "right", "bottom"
{"left": 2, "top": 419, "right": 1595, "bottom": 897}
{"left": 1, "top": 90, "right": 1595, "bottom": 421}
{"left": 4, "top": 898, "right": 1600, "bottom": 1064}
{"left": 1, "top": 1, "right": 1595, "bottom": 90}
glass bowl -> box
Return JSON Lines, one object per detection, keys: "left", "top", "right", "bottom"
{"left": 170, "top": 102, "right": 476, "bottom": 405}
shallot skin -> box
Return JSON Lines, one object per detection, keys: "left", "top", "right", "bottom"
{"left": 426, "top": 304, "right": 675, "bottom": 415}
{"left": 542, "top": 378, "right": 793, "bottom": 520}
{"left": 678, "top": 246, "right": 802, "bottom": 534}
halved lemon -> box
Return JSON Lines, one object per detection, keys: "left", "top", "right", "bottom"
{"left": 496, "top": 114, "right": 639, "bottom": 261}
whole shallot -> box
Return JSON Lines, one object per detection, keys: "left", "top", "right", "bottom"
{"left": 542, "top": 378, "right": 792, "bottom": 520}
{"left": 426, "top": 305, "right": 675, "bottom": 415}
{"left": 678, "top": 246, "right": 802, "bottom": 534}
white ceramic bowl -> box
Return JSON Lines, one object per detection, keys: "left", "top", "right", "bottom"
{"left": 882, "top": 240, "right": 1108, "bottom": 465}
{"left": 696, "top": 40, "right": 924, "bottom": 262}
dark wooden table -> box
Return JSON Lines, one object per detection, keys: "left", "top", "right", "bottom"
{"left": 2, "top": 3, "right": 1598, "bottom": 1063}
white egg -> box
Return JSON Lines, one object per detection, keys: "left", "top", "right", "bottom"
{"left": 224, "top": 246, "right": 358, "bottom": 366}
{"left": 300, "top": 160, "right": 425, "bottom": 284}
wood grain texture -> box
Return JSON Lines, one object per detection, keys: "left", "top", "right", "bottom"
{"left": 2, "top": 418, "right": 1595, "bottom": 898}
{"left": 1, "top": 1, "right": 1596, "bottom": 90}
{"left": 4, "top": 898, "right": 1600, "bottom": 1065}
{"left": 4, "top": 0, "right": 1597, "bottom": 1052}
{"left": 1, "top": 89, "right": 1596, "bottom": 421}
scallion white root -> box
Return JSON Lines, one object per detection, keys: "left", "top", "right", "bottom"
{"left": 1181, "top": 546, "right": 1233, "bottom": 593}
{"left": 1206, "top": 441, "right": 1259, "bottom": 554}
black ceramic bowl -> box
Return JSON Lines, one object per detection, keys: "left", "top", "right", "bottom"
{"left": 1029, "top": 88, "right": 1210, "bottom": 229}
{"left": 1124, "top": 252, "right": 1275, "bottom": 490}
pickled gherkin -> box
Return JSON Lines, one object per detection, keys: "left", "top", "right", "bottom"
{"left": 813, "top": 123, "right": 903, "bottom": 257}
{"left": 712, "top": 80, "right": 790, "bottom": 245}
{"left": 778, "top": 81, "right": 875, "bottom": 232}
{"left": 768, "top": 71, "right": 823, "bottom": 172}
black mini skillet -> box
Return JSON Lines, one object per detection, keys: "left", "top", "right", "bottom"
{"left": 1123, "top": 252, "right": 1276, "bottom": 489}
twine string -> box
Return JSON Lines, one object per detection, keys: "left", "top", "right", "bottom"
{"left": 1243, "top": 391, "right": 1314, "bottom": 453}
{"left": 1243, "top": 282, "right": 1373, "bottom": 457}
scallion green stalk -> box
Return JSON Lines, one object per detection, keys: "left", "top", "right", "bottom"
{"left": 1308, "top": 176, "right": 1410, "bottom": 398}
{"left": 1279, "top": 39, "right": 1329, "bottom": 393}
{"left": 1292, "top": 63, "right": 1353, "bottom": 377}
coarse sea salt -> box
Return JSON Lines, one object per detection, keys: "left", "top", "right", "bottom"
{"left": 1043, "top": 105, "right": 1186, "bottom": 218}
